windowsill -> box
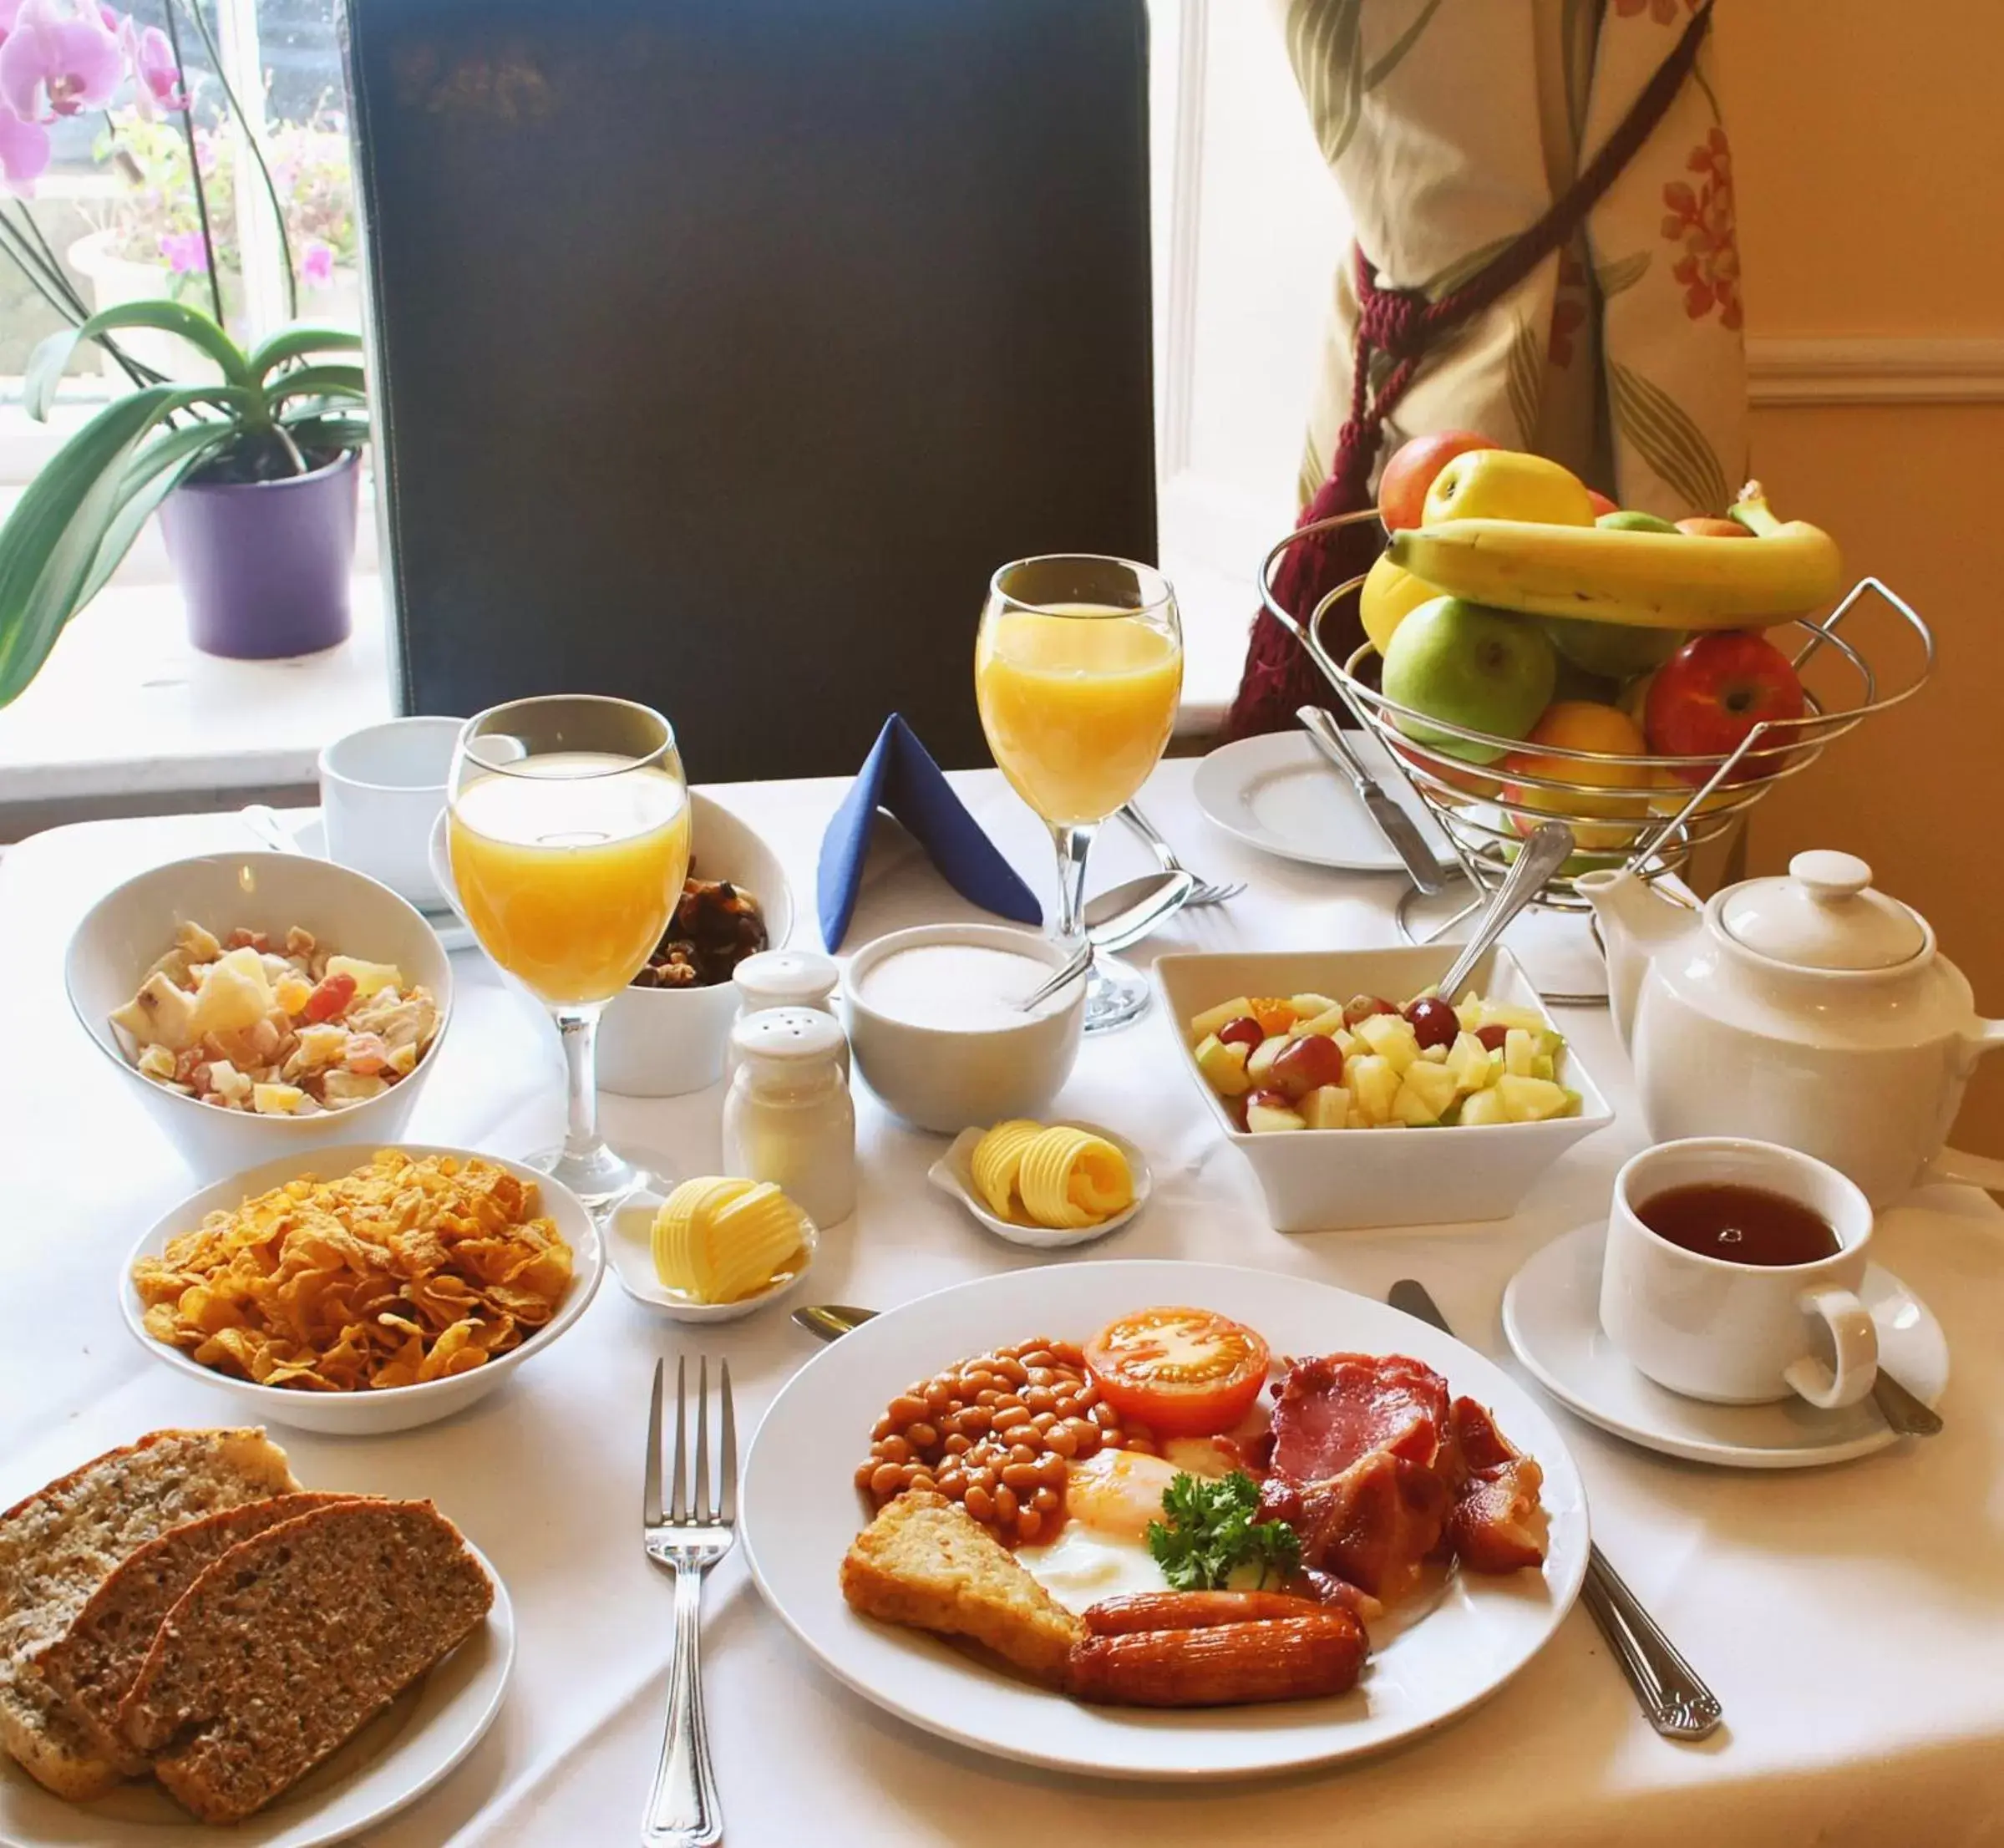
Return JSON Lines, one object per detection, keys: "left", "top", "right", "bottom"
{"left": 0, "top": 574, "right": 394, "bottom": 807}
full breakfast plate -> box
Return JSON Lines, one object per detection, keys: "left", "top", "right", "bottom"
{"left": 1192, "top": 733, "right": 1457, "bottom": 875}
{"left": 740, "top": 1260, "right": 1589, "bottom": 1780}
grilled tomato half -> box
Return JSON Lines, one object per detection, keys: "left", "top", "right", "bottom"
{"left": 1083, "top": 1307, "right": 1271, "bottom": 1438}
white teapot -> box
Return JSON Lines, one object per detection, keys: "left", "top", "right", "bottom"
{"left": 1579, "top": 851, "right": 2004, "bottom": 1208}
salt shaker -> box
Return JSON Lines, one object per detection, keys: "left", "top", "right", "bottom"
{"left": 722, "top": 1008, "right": 855, "bottom": 1228}
{"left": 730, "top": 948, "right": 846, "bottom": 1077}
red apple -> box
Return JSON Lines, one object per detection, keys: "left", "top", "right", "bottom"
{"left": 1377, "top": 431, "right": 1496, "bottom": 533}
{"left": 1675, "top": 515, "right": 1754, "bottom": 538}
{"left": 1645, "top": 631, "right": 1807, "bottom": 785}
{"left": 1586, "top": 489, "right": 1620, "bottom": 519}
{"left": 1272, "top": 1033, "right": 1343, "bottom": 1100}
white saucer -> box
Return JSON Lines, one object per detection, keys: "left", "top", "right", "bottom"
{"left": 603, "top": 1193, "right": 819, "bottom": 1323}
{"left": 293, "top": 817, "right": 474, "bottom": 952}
{"left": 1192, "top": 732, "right": 1458, "bottom": 874}
{"left": 1501, "top": 1220, "right": 1948, "bottom": 1469}
{"left": 926, "top": 1121, "right": 1149, "bottom": 1249}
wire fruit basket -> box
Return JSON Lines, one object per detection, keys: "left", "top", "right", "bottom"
{"left": 1258, "top": 507, "right": 1936, "bottom": 932}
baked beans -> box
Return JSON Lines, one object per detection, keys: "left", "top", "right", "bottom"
{"left": 856, "top": 1337, "right": 1154, "bottom": 1544}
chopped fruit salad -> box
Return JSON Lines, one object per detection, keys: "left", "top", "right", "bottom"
{"left": 1186, "top": 989, "right": 1580, "bottom": 1133}
{"left": 110, "top": 920, "right": 440, "bottom": 1114}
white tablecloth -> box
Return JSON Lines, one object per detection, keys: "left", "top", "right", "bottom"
{"left": 3, "top": 762, "right": 2001, "bottom": 1848}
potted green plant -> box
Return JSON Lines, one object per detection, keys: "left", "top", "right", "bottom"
{"left": 0, "top": 0, "right": 368, "bottom": 699}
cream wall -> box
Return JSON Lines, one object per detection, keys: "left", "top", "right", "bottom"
{"left": 1714, "top": 3, "right": 2004, "bottom": 1156}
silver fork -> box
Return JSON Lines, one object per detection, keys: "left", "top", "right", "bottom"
{"left": 641, "top": 1357, "right": 737, "bottom": 1847}
{"left": 1119, "top": 801, "right": 1244, "bottom": 906}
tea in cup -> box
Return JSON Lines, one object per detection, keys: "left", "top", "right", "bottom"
{"left": 1599, "top": 1136, "right": 1877, "bottom": 1409}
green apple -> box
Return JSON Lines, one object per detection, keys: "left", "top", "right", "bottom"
{"left": 1540, "top": 613, "right": 1688, "bottom": 680}
{"left": 1381, "top": 597, "right": 1556, "bottom": 765}
{"left": 1595, "top": 509, "right": 1681, "bottom": 534}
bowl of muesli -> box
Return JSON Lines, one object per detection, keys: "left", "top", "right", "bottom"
{"left": 66, "top": 850, "right": 453, "bottom": 1176}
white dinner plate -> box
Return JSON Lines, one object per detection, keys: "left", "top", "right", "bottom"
{"left": 1502, "top": 1221, "right": 1949, "bottom": 1469}
{"left": 740, "top": 1259, "right": 1590, "bottom": 1781}
{"left": 292, "top": 817, "right": 474, "bottom": 952}
{"left": 0, "top": 1543, "right": 513, "bottom": 1848}
{"left": 1192, "top": 732, "right": 1458, "bottom": 875}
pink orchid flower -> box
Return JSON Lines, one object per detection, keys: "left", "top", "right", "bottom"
{"left": 119, "top": 16, "right": 185, "bottom": 118}
{"left": 159, "top": 227, "right": 206, "bottom": 273}
{"left": 0, "top": 0, "right": 124, "bottom": 122}
{"left": 300, "top": 238, "right": 334, "bottom": 287}
{"left": 0, "top": 99, "right": 48, "bottom": 188}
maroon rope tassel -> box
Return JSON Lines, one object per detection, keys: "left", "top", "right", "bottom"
{"left": 1225, "top": 0, "right": 1715, "bottom": 741}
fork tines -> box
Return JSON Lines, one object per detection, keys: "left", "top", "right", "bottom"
{"left": 644, "top": 1355, "right": 738, "bottom": 1528}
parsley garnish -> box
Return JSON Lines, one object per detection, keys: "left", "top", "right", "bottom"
{"left": 1144, "top": 1470, "right": 1302, "bottom": 1592}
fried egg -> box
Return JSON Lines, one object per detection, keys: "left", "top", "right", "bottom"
{"left": 1013, "top": 1441, "right": 1240, "bottom": 1613}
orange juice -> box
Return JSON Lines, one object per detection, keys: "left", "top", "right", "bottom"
{"left": 975, "top": 606, "right": 1183, "bottom": 825}
{"left": 449, "top": 752, "right": 690, "bottom": 1005}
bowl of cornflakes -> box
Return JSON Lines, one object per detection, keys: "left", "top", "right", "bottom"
{"left": 67, "top": 850, "right": 454, "bottom": 1178}
{"left": 120, "top": 1144, "right": 602, "bottom": 1434}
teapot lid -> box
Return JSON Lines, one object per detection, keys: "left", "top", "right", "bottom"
{"left": 1718, "top": 850, "right": 1925, "bottom": 971}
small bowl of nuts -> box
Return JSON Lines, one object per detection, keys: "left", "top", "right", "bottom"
{"left": 596, "top": 794, "right": 794, "bottom": 1097}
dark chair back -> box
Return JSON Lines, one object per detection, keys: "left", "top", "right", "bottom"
{"left": 344, "top": 0, "right": 1157, "bottom": 779}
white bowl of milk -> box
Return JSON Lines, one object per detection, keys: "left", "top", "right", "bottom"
{"left": 842, "top": 923, "right": 1085, "bottom": 1133}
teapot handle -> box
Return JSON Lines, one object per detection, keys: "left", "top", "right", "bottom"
{"left": 1925, "top": 1146, "right": 2004, "bottom": 1196}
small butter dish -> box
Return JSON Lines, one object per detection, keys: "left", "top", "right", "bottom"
{"left": 605, "top": 1193, "right": 819, "bottom": 1323}
{"left": 927, "top": 1121, "right": 1150, "bottom": 1251}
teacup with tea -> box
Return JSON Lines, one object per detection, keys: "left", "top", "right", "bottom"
{"left": 1600, "top": 1136, "right": 1878, "bottom": 1409}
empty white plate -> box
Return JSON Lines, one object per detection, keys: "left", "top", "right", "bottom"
{"left": 1192, "top": 732, "right": 1457, "bottom": 874}
{"left": 1502, "top": 1220, "right": 1948, "bottom": 1469}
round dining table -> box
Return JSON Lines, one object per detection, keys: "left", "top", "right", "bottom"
{"left": 3, "top": 758, "right": 1999, "bottom": 1848}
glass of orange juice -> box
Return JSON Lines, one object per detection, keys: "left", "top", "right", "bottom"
{"left": 448, "top": 695, "right": 689, "bottom": 1206}
{"left": 976, "top": 556, "right": 1182, "bottom": 1032}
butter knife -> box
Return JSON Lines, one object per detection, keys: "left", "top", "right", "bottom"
{"left": 1296, "top": 705, "right": 1444, "bottom": 894}
{"left": 1388, "top": 1278, "right": 1724, "bottom": 1743}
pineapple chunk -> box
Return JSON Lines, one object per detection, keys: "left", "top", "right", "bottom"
{"left": 1288, "top": 993, "right": 1341, "bottom": 1022}
{"left": 1246, "top": 1033, "right": 1291, "bottom": 1086}
{"left": 321, "top": 1069, "right": 390, "bottom": 1104}
{"left": 1189, "top": 995, "right": 1256, "bottom": 1043}
{"left": 135, "top": 1043, "right": 178, "bottom": 1080}
{"left": 1347, "top": 1053, "right": 1400, "bottom": 1125}
{"left": 274, "top": 972, "right": 313, "bottom": 1016}
{"left": 190, "top": 947, "right": 274, "bottom": 1038}
{"left": 1420, "top": 1042, "right": 1449, "bottom": 1063}
{"left": 1393, "top": 1059, "right": 1460, "bottom": 1126}
{"left": 1479, "top": 1000, "right": 1548, "bottom": 1035}
{"left": 1496, "top": 1074, "right": 1571, "bottom": 1122}
{"left": 1530, "top": 1053, "right": 1556, "bottom": 1083}
{"left": 1246, "top": 1094, "right": 1306, "bottom": 1133}
{"left": 1194, "top": 1033, "right": 1253, "bottom": 1097}
{"left": 205, "top": 1059, "right": 252, "bottom": 1104}
{"left": 1355, "top": 1012, "right": 1421, "bottom": 1075}
{"left": 251, "top": 1082, "right": 307, "bottom": 1114}
{"left": 1295, "top": 1007, "right": 1347, "bottom": 1038}
{"left": 1446, "top": 1032, "right": 1494, "bottom": 1094}
{"left": 1504, "top": 1028, "right": 1537, "bottom": 1079}
{"left": 1454, "top": 997, "right": 1483, "bottom": 1035}
{"left": 324, "top": 954, "right": 403, "bottom": 1000}
{"left": 1301, "top": 1082, "right": 1349, "bottom": 1130}
{"left": 110, "top": 972, "right": 200, "bottom": 1052}
{"left": 1458, "top": 1087, "right": 1507, "bottom": 1127}
{"left": 1334, "top": 1028, "right": 1362, "bottom": 1062}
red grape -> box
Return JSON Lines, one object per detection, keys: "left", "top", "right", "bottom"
{"left": 1216, "top": 1016, "right": 1265, "bottom": 1050}
{"left": 1474, "top": 1023, "right": 1509, "bottom": 1052}
{"left": 1272, "top": 1033, "right": 1343, "bottom": 1100}
{"left": 1342, "top": 993, "right": 1399, "bottom": 1027}
{"left": 1404, "top": 996, "right": 1460, "bottom": 1050}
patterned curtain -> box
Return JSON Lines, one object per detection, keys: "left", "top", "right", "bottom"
{"left": 1280, "top": 0, "right": 1745, "bottom": 521}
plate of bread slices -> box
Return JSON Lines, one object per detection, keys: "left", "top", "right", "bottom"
{"left": 0, "top": 1428, "right": 512, "bottom": 1845}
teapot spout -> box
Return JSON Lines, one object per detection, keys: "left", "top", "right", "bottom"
{"left": 1575, "top": 866, "right": 1697, "bottom": 1049}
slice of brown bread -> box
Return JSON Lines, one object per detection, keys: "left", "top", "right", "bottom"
{"left": 33, "top": 1491, "right": 353, "bottom": 1775}
{"left": 119, "top": 1498, "right": 495, "bottom": 1825}
{"left": 840, "top": 1490, "right": 1083, "bottom": 1688}
{"left": 0, "top": 1429, "right": 297, "bottom": 1800}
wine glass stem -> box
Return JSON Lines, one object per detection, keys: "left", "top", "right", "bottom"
{"left": 1050, "top": 821, "right": 1097, "bottom": 952}
{"left": 554, "top": 1003, "right": 606, "bottom": 1161}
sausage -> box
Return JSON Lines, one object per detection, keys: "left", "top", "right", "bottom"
{"left": 1064, "top": 1613, "right": 1367, "bottom": 1708}
{"left": 1082, "top": 1589, "right": 1332, "bottom": 1636}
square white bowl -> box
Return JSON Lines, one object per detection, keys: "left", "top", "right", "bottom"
{"left": 1152, "top": 944, "right": 1613, "bottom": 1232}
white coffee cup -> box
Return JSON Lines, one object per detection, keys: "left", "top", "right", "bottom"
{"left": 1599, "top": 1136, "right": 1878, "bottom": 1409}
{"left": 318, "top": 716, "right": 463, "bottom": 911}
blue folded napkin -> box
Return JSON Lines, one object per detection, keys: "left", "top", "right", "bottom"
{"left": 818, "top": 714, "right": 1043, "bottom": 949}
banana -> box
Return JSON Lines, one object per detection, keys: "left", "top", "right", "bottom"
{"left": 1385, "top": 482, "right": 1843, "bottom": 631}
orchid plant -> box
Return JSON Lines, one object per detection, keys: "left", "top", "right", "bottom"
{"left": 0, "top": 0, "right": 369, "bottom": 708}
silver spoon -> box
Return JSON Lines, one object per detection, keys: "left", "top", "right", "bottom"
{"left": 1016, "top": 869, "right": 1198, "bottom": 1011}
{"left": 1435, "top": 820, "right": 1575, "bottom": 1001}
{"left": 240, "top": 804, "right": 302, "bottom": 855}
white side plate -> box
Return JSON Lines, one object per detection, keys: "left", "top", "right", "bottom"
{"left": 926, "top": 1121, "right": 1149, "bottom": 1249}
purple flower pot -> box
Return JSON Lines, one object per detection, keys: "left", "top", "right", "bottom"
{"left": 160, "top": 449, "right": 361, "bottom": 660}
